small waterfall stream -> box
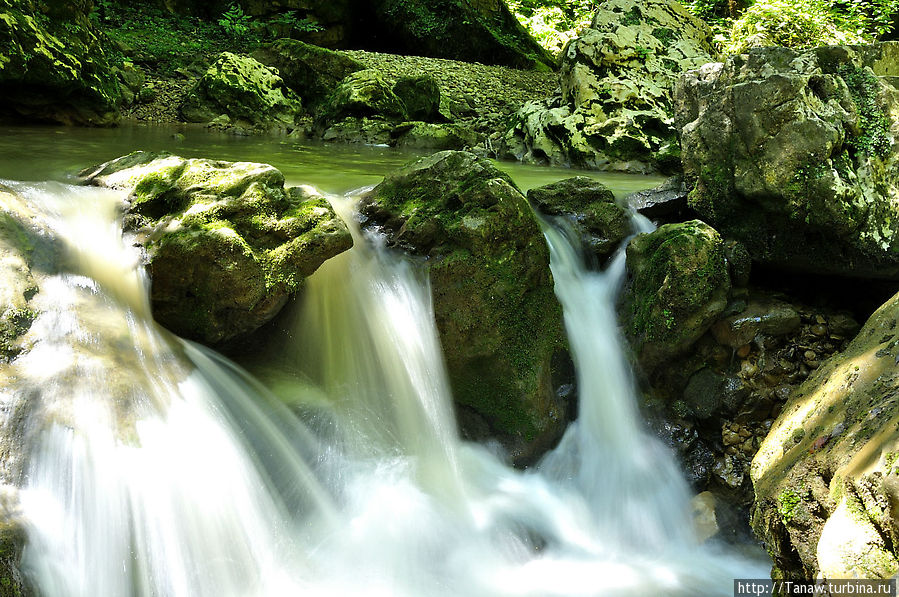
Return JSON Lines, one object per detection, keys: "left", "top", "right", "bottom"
{"left": 2, "top": 180, "right": 766, "bottom": 597}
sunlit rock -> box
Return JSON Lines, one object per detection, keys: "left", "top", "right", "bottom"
{"left": 82, "top": 152, "right": 352, "bottom": 345}
{"left": 675, "top": 43, "right": 899, "bottom": 279}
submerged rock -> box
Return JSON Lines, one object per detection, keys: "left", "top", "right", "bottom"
{"left": 82, "top": 152, "right": 352, "bottom": 345}
{"left": 751, "top": 289, "right": 899, "bottom": 580}
{"left": 0, "top": 0, "right": 122, "bottom": 124}
{"left": 180, "top": 52, "right": 302, "bottom": 130}
{"left": 527, "top": 177, "right": 632, "bottom": 264}
{"left": 360, "top": 151, "right": 568, "bottom": 463}
{"left": 676, "top": 43, "right": 899, "bottom": 279}
{"left": 623, "top": 220, "right": 731, "bottom": 374}
{"left": 501, "top": 0, "right": 716, "bottom": 172}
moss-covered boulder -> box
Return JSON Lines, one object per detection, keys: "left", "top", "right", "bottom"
{"left": 81, "top": 152, "right": 352, "bottom": 345}
{"left": 751, "top": 289, "right": 899, "bottom": 580}
{"left": 622, "top": 220, "right": 731, "bottom": 373}
{"left": 676, "top": 43, "right": 899, "bottom": 279}
{"left": 251, "top": 39, "right": 364, "bottom": 108}
{"left": 501, "top": 0, "right": 715, "bottom": 172}
{"left": 392, "top": 75, "right": 442, "bottom": 122}
{"left": 320, "top": 69, "right": 407, "bottom": 124}
{"left": 359, "top": 151, "right": 568, "bottom": 463}
{"left": 179, "top": 52, "right": 302, "bottom": 129}
{"left": 527, "top": 177, "right": 633, "bottom": 264}
{"left": 0, "top": 0, "right": 122, "bottom": 124}
{"left": 391, "top": 122, "right": 477, "bottom": 150}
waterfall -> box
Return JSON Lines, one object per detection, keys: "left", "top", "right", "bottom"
{"left": 2, "top": 180, "right": 765, "bottom": 597}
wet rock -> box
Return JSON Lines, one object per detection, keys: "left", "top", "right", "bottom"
{"left": 625, "top": 176, "right": 690, "bottom": 221}
{"left": 501, "top": 0, "right": 716, "bottom": 172}
{"left": 251, "top": 39, "right": 364, "bottom": 108}
{"left": 711, "top": 296, "right": 801, "bottom": 348}
{"left": 751, "top": 289, "right": 899, "bottom": 579}
{"left": 179, "top": 52, "right": 302, "bottom": 130}
{"left": 359, "top": 151, "right": 567, "bottom": 463}
{"left": 676, "top": 43, "right": 899, "bottom": 279}
{"left": 622, "top": 220, "right": 731, "bottom": 373}
{"left": 0, "top": 0, "right": 122, "bottom": 124}
{"left": 527, "top": 177, "right": 632, "bottom": 264}
{"left": 81, "top": 152, "right": 352, "bottom": 345}
{"left": 391, "top": 122, "right": 477, "bottom": 151}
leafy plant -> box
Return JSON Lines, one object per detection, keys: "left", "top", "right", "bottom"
{"left": 218, "top": 3, "right": 252, "bottom": 37}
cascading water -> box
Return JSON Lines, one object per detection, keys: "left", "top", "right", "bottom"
{"left": 2, "top": 179, "right": 766, "bottom": 597}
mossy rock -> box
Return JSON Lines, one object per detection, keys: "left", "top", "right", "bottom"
{"left": 82, "top": 152, "right": 352, "bottom": 345}
{"left": 527, "top": 176, "right": 632, "bottom": 264}
{"left": 751, "top": 289, "right": 899, "bottom": 579}
{"left": 676, "top": 43, "right": 899, "bottom": 279}
{"left": 359, "top": 151, "right": 568, "bottom": 463}
{"left": 0, "top": 0, "right": 122, "bottom": 124}
{"left": 251, "top": 39, "right": 364, "bottom": 109}
{"left": 320, "top": 69, "right": 407, "bottom": 125}
{"left": 622, "top": 220, "right": 731, "bottom": 373}
{"left": 180, "top": 52, "right": 302, "bottom": 129}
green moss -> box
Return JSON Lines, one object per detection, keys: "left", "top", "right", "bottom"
{"left": 778, "top": 488, "right": 802, "bottom": 522}
{"left": 840, "top": 65, "right": 891, "bottom": 158}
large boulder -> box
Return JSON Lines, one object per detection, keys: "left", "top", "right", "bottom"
{"left": 622, "top": 220, "right": 731, "bottom": 373}
{"left": 179, "top": 52, "right": 302, "bottom": 129}
{"left": 675, "top": 43, "right": 899, "bottom": 279}
{"left": 0, "top": 0, "right": 122, "bottom": 124}
{"left": 359, "top": 151, "right": 568, "bottom": 463}
{"left": 527, "top": 177, "right": 632, "bottom": 264}
{"left": 251, "top": 39, "right": 365, "bottom": 108}
{"left": 81, "top": 152, "right": 352, "bottom": 345}
{"left": 751, "top": 289, "right": 899, "bottom": 580}
{"left": 501, "top": 0, "right": 716, "bottom": 172}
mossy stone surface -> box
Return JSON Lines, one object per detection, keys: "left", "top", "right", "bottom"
{"left": 623, "top": 220, "right": 731, "bottom": 374}
{"left": 360, "top": 150, "right": 568, "bottom": 462}
{"left": 83, "top": 151, "right": 352, "bottom": 345}
{"left": 527, "top": 176, "right": 632, "bottom": 263}
{"left": 676, "top": 43, "right": 899, "bottom": 279}
{"left": 0, "top": 0, "right": 122, "bottom": 125}
{"left": 180, "top": 52, "right": 302, "bottom": 129}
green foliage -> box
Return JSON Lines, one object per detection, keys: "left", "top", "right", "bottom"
{"left": 726, "top": 0, "right": 868, "bottom": 53}
{"left": 218, "top": 3, "right": 252, "bottom": 37}
{"left": 505, "top": 0, "right": 598, "bottom": 54}
{"left": 840, "top": 65, "right": 891, "bottom": 157}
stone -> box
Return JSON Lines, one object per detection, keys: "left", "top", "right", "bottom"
{"left": 501, "top": 0, "right": 716, "bottom": 172}
{"left": 391, "top": 122, "right": 478, "bottom": 151}
{"left": 320, "top": 69, "right": 407, "bottom": 124}
{"left": 527, "top": 177, "right": 633, "bottom": 264}
{"left": 622, "top": 220, "right": 731, "bottom": 373}
{"left": 751, "top": 289, "right": 899, "bottom": 580}
{"left": 81, "top": 152, "right": 352, "bottom": 345}
{"left": 179, "top": 52, "right": 302, "bottom": 129}
{"left": 676, "top": 43, "right": 899, "bottom": 279}
{"left": 359, "top": 151, "right": 568, "bottom": 463}
{"left": 392, "top": 75, "right": 442, "bottom": 122}
{"left": 0, "top": 0, "right": 122, "bottom": 124}
{"left": 711, "top": 296, "right": 801, "bottom": 348}
{"left": 251, "top": 39, "right": 364, "bottom": 108}
{"left": 625, "top": 175, "right": 690, "bottom": 220}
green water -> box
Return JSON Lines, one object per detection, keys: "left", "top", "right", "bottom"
{"left": 0, "top": 124, "right": 664, "bottom": 196}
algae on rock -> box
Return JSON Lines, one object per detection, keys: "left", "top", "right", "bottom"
{"left": 82, "top": 152, "right": 352, "bottom": 345}
{"left": 360, "top": 151, "right": 569, "bottom": 463}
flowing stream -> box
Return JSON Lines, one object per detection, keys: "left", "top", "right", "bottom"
{"left": 2, "top": 177, "right": 766, "bottom": 597}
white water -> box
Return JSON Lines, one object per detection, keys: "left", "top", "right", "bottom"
{"left": 2, "top": 181, "right": 766, "bottom": 597}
